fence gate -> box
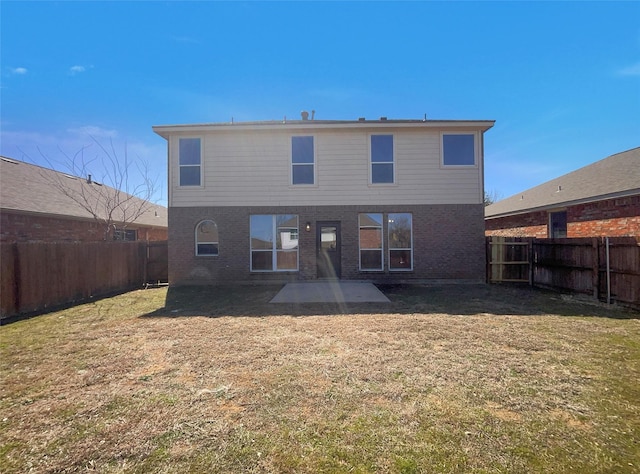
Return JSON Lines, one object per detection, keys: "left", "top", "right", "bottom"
{"left": 487, "top": 237, "right": 532, "bottom": 283}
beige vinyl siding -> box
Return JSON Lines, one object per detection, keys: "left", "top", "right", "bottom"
{"left": 169, "top": 128, "right": 483, "bottom": 207}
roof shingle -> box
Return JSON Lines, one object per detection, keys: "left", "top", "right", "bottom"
{"left": 485, "top": 147, "right": 640, "bottom": 218}
{"left": 0, "top": 157, "right": 167, "bottom": 227}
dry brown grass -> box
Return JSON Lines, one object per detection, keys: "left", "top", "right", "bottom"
{"left": 1, "top": 284, "right": 639, "bottom": 473}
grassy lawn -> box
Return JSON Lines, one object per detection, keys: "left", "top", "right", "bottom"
{"left": 1, "top": 284, "right": 639, "bottom": 473}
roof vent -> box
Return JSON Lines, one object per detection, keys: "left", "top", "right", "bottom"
{"left": 87, "top": 174, "right": 92, "bottom": 184}
{"left": 380, "top": 116, "right": 387, "bottom": 121}
{"left": 301, "top": 110, "right": 309, "bottom": 120}
{"left": 557, "top": 185, "right": 562, "bottom": 192}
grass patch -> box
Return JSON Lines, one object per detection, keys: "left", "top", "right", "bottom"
{"left": 1, "top": 284, "right": 638, "bottom": 473}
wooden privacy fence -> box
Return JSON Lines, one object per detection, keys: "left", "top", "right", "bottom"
{"left": 146, "top": 240, "right": 169, "bottom": 284}
{"left": 1, "top": 240, "right": 168, "bottom": 321}
{"left": 487, "top": 236, "right": 640, "bottom": 308}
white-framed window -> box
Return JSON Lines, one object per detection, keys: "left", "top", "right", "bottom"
{"left": 388, "top": 213, "right": 413, "bottom": 271}
{"left": 179, "top": 137, "right": 201, "bottom": 186}
{"left": 250, "top": 215, "right": 299, "bottom": 272}
{"left": 291, "top": 136, "right": 315, "bottom": 185}
{"left": 359, "top": 213, "right": 384, "bottom": 271}
{"left": 370, "top": 134, "right": 394, "bottom": 184}
{"left": 195, "top": 220, "right": 219, "bottom": 256}
{"left": 441, "top": 133, "right": 476, "bottom": 167}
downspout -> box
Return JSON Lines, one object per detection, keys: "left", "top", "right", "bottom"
{"left": 166, "top": 138, "right": 171, "bottom": 211}
{"left": 479, "top": 131, "right": 485, "bottom": 206}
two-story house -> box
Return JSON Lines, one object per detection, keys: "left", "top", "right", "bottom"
{"left": 153, "top": 115, "right": 494, "bottom": 285}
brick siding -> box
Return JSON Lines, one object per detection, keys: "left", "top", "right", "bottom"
{"left": 169, "top": 204, "right": 485, "bottom": 285}
{"left": 0, "top": 211, "right": 168, "bottom": 242}
{"left": 485, "top": 195, "right": 640, "bottom": 237}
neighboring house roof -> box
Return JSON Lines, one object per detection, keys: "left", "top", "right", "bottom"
{"left": 359, "top": 214, "right": 384, "bottom": 227}
{"left": 0, "top": 156, "right": 167, "bottom": 227}
{"left": 485, "top": 147, "right": 640, "bottom": 219}
{"left": 153, "top": 117, "right": 495, "bottom": 137}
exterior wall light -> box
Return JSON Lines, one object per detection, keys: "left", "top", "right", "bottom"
{"left": 305, "top": 222, "right": 311, "bottom": 232}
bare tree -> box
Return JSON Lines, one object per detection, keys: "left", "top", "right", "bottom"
{"left": 31, "top": 137, "right": 160, "bottom": 240}
{"left": 484, "top": 189, "right": 502, "bottom": 207}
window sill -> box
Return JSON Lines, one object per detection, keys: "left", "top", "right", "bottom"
{"left": 440, "top": 163, "right": 478, "bottom": 169}
{"left": 250, "top": 270, "right": 300, "bottom": 273}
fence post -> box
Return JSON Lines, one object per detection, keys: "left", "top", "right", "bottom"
{"left": 529, "top": 238, "right": 534, "bottom": 286}
{"left": 143, "top": 241, "right": 149, "bottom": 286}
{"left": 592, "top": 238, "right": 599, "bottom": 301}
{"left": 495, "top": 237, "right": 503, "bottom": 282}
{"left": 486, "top": 237, "right": 490, "bottom": 283}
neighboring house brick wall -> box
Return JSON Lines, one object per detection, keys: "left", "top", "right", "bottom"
{"left": 485, "top": 195, "right": 640, "bottom": 237}
{"left": 138, "top": 227, "right": 169, "bottom": 241}
{"left": 0, "top": 211, "right": 168, "bottom": 242}
{"left": 568, "top": 196, "right": 640, "bottom": 236}
{"left": 169, "top": 204, "right": 485, "bottom": 285}
{"left": 1, "top": 212, "right": 103, "bottom": 242}
{"left": 360, "top": 228, "right": 381, "bottom": 249}
{"left": 484, "top": 210, "right": 549, "bottom": 237}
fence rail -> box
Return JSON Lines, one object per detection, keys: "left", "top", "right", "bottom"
{"left": 1, "top": 240, "right": 167, "bottom": 321}
{"left": 487, "top": 236, "right": 640, "bottom": 308}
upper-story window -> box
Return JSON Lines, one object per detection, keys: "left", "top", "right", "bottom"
{"left": 442, "top": 133, "right": 476, "bottom": 166}
{"left": 179, "top": 138, "right": 201, "bottom": 186}
{"left": 291, "top": 136, "right": 315, "bottom": 185}
{"left": 370, "top": 135, "right": 394, "bottom": 184}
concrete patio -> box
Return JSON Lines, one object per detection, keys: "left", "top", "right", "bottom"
{"left": 269, "top": 281, "right": 391, "bottom": 304}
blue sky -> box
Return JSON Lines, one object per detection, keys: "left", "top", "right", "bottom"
{"left": 2, "top": 1, "right": 639, "bottom": 206}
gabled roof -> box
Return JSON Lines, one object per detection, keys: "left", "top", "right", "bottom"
{"left": 485, "top": 147, "right": 640, "bottom": 219}
{"left": 0, "top": 157, "right": 167, "bottom": 227}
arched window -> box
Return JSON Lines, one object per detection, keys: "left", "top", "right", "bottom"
{"left": 195, "top": 220, "right": 219, "bottom": 256}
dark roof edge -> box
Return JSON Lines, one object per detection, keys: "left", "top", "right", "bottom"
{"left": 152, "top": 119, "right": 496, "bottom": 137}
